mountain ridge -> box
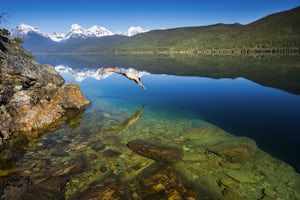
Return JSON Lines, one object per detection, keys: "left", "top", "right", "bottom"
{"left": 11, "top": 23, "right": 148, "bottom": 42}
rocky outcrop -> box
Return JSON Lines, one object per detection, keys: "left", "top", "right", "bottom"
{"left": 5, "top": 83, "right": 89, "bottom": 135}
{"left": 0, "top": 34, "right": 90, "bottom": 143}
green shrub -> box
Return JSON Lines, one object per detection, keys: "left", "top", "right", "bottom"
{"left": 12, "top": 37, "right": 24, "bottom": 44}
{"left": 0, "top": 28, "right": 10, "bottom": 36}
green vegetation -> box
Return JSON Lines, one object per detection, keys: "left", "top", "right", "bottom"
{"left": 11, "top": 37, "right": 24, "bottom": 44}
{"left": 0, "top": 12, "right": 9, "bottom": 35}
{"left": 1, "top": 12, "right": 24, "bottom": 45}
{"left": 0, "top": 28, "right": 10, "bottom": 36}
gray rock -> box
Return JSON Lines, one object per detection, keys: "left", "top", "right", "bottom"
{"left": 3, "top": 40, "right": 64, "bottom": 86}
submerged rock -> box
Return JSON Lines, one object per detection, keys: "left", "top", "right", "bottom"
{"left": 206, "top": 137, "right": 257, "bottom": 163}
{"left": 127, "top": 139, "right": 183, "bottom": 164}
{"left": 130, "top": 163, "right": 212, "bottom": 199}
{"left": 50, "top": 149, "right": 70, "bottom": 157}
{"left": 68, "top": 174, "right": 125, "bottom": 200}
{"left": 1, "top": 154, "right": 89, "bottom": 199}
{"left": 179, "top": 126, "right": 300, "bottom": 200}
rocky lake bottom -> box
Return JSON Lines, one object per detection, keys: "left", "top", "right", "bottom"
{"left": 1, "top": 87, "right": 300, "bottom": 199}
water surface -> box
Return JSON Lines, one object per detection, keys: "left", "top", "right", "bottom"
{"left": 34, "top": 54, "right": 300, "bottom": 172}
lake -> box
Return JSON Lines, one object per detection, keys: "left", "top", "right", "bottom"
{"left": 3, "top": 54, "right": 299, "bottom": 199}
{"left": 35, "top": 54, "right": 300, "bottom": 172}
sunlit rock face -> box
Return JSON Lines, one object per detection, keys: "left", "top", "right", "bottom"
{"left": 0, "top": 35, "right": 89, "bottom": 141}
{"left": 6, "top": 83, "right": 89, "bottom": 134}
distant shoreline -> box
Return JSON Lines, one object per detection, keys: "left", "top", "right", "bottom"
{"left": 32, "top": 47, "right": 300, "bottom": 56}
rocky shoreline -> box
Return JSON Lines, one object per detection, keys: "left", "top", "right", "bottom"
{"left": 0, "top": 35, "right": 89, "bottom": 165}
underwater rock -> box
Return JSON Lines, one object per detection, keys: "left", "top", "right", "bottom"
{"left": 127, "top": 139, "right": 183, "bottom": 164}
{"left": 0, "top": 176, "right": 31, "bottom": 200}
{"left": 68, "top": 174, "right": 125, "bottom": 200}
{"left": 103, "top": 149, "right": 122, "bottom": 157}
{"left": 131, "top": 163, "right": 210, "bottom": 199}
{"left": 88, "top": 153, "right": 98, "bottom": 160}
{"left": 14, "top": 153, "right": 89, "bottom": 196}
{"left": 42, "top": 139, "right": 58, "bottom": 149}
{"left": 183, "top": 125, "right": 232, "bottom": 145}
{"left": 100, "top": 165, "right": 108, "bottom": 173}
{"left": 91, "top": 141, "right": 105, "bottom": 151}
{"left": 225, "top": 169, "right": 256, "bottom": 183}
{"left": 35, "top": 176, "right": 67, "bottom": 193}
{"left": 22, "top": 154, "right": 89, "bottom": 197}
{"left": 50, "top": 154, "right": 88, "bottom": 177}
{"left": 222, "top": 187, "right": 247, "bottom": 200}
{"left": 0, "top": 148, "right": 13, "bottom": 162}
{"left": 206, "top": 137, "right": 257, "bottom": 163}
{"left": 0, "top": 133, "right": 29, "bottom": 169}
{"left": 0, "top": 175, "right": 65, "bottom": 200}
{"left": 50, "top": 149, "right": 70, "bottom": 157}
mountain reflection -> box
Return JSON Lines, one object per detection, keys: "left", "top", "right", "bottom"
{"left": 54, "top": 65, "right": 150, "bottom": 82}
{"left": 36, "top": 54, "right": 300, "bottom": 94}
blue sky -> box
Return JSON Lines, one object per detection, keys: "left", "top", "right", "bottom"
{"left": 1, "top": 0, "right": 300, "bottom": 34}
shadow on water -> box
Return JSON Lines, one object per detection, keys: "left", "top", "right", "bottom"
{"left": 101, "top": 104, "right": 145, "bottom": 134}
{"left": 35, "top": 54, "right": 300, "bottom": 95}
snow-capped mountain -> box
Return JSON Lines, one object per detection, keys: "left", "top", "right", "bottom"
{"left": 63, "top": 24, "right": 113, "bottom": 40}
{"left": 48, "top": 32, "right": 65, "bottom": 42}
{"left": 11, "top": 23, "right": 149, "bottom": 42}
{"left": 11, "top": 23, "right": 48, "bottom": 38}
{"left": 126, "top": 26, "right": 148, "bottom": 37}
{"left": 10, "top": 23, "right": 56, "bottom": 52}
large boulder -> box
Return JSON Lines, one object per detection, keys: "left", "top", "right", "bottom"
{"left": 6, "top": 83, "right": 89, "bottom": 134}
{"left": 0, "top": 35, "right": 89, "bottom": 142}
